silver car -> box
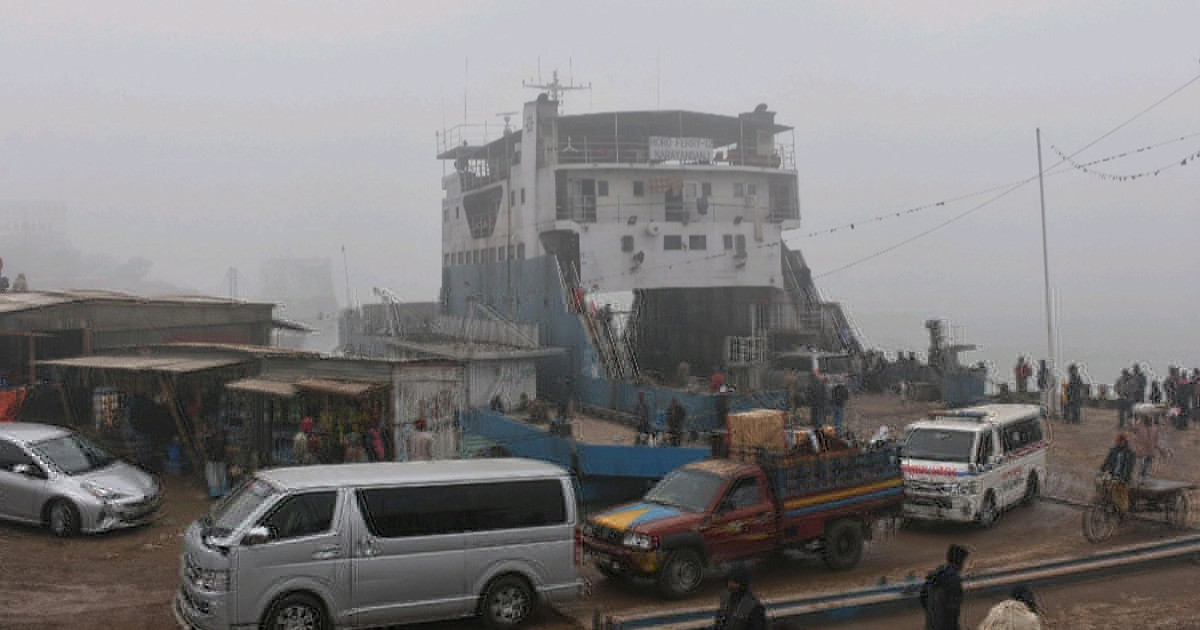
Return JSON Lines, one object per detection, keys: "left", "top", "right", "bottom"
{"left": 0, "top": 422, "right": 162, "bottom": 536}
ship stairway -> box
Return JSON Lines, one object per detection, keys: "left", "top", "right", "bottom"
{"left": 555, "top": 260, "right": 639, "bottom": 381}
{"left": 780, "top": 244, "right": 863, "bottom": 354}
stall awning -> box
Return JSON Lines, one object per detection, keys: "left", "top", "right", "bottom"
{"left": 225, "top": 377, "right": 299, "bottom": 397}
{"left": 40, "top": 355, "right": 248, "bottom": 374}
{"left": 296, "top": 377, "right": 388, "bottom": 397}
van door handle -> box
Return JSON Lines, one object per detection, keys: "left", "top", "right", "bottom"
{"left": 312, "top": 545, "right": 342, "bottom": 559}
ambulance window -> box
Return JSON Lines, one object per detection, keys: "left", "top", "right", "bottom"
{"left": 976, "top": 431, "right": 994, "bottom": 465}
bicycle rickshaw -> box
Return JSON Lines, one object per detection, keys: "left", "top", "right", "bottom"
{"left": 1082, "top": 404, "right": 1195, "bottom": 542}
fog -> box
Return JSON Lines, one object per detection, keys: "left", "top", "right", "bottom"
{"left": 2, "top": 1, "right": 1198, "bottom": 383}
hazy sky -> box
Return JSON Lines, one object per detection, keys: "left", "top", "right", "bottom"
{"left": 2, "top": 1, "right": 1198, "bottom": 382}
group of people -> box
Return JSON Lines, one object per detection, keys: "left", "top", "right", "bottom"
{"left": 633, "top": 391, "right": 687, "bottom": 447}
{"left": 786, "top": 373, "right": 850, "bottom": 436}
{"left": 713, "top": 544, "right": 1043, "bottom": 630}
{"left": 290, "top": 416, "right": 399, "bottom": 465}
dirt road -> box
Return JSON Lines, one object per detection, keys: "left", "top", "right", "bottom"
{"left": 1, "top": 394, "right": 1197, "bottom": 630}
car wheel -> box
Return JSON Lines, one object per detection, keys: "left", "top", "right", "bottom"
{"left": 822, "top": 519, "right": 864, "bottom": 570}
{"left": 657, "top": 549, "right": 704, "bottom": 599}
{"left": 977, "top": 492, "right": 999, "bottom": 528}
{"left": 481, "top": 575, "right": 535, "bottom": 629}
{"left": 263, "top": 592, "right": 327, "bottom": 630}
{"left": 48, "top": 500, "right": 80, "bottom": 538}
{"left": 1022, "top": 474, "right": 1040, "bottom": 506}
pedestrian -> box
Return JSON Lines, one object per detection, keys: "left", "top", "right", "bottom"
{"left": 634, "top": 391, "right": 652, "bottom": 446}
{"left": 1149, "top": 379, "right": 1163, "bottom": 404}
{"left": 293, "top": 416, "right": 319, "bottom": 465}
{"left": 407, "top": 419, "right": 433, "bottom": 461}
{"left": 666, "top": 397, "right": 686, "bottom": 446}
{"left": 1115, "top": 368, "right": 1135, "bottom": 429}
{"left": 1065, "top": 364, "right": 1085, "bottom": 424}
{"left": 203, "top": 420, "right": 228, "bottom": 498}
{"left": 713, "top": 564, "right": 767, "bottom": 630}
{"left": 1132, "top": 363, "right": 1147, "bottom": 403}
{"left": 1035, "top": 360, "right": 1048, "bottom": 393}
{"left": 921, "top": 543, "right": 970, "bottom": 630}
{"left": 830, "top": 381, "right": 849, "bottom": 436}
{"left": 977, "top": 584, "right": 1042, "bottom": 630}
{"left": 1014, "top": 356, "right": 1032, "bottom": 394}
{"left": 1099, "top": 433, "right": 1135, "bottom": 515}
{"left": 809, "top": 375, "right": 828, "bottom": 429}
{"left": 1131, "top": 409, "right": 1168, "bottom": 479}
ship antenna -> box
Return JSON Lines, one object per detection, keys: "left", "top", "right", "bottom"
{"left": 523, "top": 67, "right": 591, "bottom": 109}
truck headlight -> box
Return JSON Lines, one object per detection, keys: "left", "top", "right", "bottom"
{"left": 190, "top": 567, "right": 231, "bottom": 592}
{"left": 622, "top": 532, "right": 656, "bottom": 550}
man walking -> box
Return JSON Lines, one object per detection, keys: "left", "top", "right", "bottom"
{"left": 1115, "top": 368, "right": 1135, "bottom": 429}
{"left": 634, "top": 391, "right": 652, "bottom": 446}
{"left": 830, "top": 381, "right": 849, "bottom": 436}
{"left": 921, "top": 544, "right": 970, "bottom": 630}
{"left": 713, "top": 564, "right": 767, "bottom": 630}
{"left": 809, "top": 375, "right": 828, "bottom": 429}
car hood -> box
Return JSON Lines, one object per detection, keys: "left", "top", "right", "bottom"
{"left": 78, "top": 461, "right": 158, "bottom": 497}
{"left": 589, "top": 501, "right": 700, "bottom": 534}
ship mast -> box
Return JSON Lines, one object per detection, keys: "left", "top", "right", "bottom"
{"left": 522, "top": 69, "right": 591, "bottom": 108}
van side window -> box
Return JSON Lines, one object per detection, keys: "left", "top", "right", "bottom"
{"left": 261, "top": 491, "right": 337, "bottom": 540}
{"left": 357, "top": 479, "right": 566, "bottom": 538}
{"left": 1002, "top": 418, "right": 1043, "bottom": 454}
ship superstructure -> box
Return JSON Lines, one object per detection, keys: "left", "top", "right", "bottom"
{"left": 438, "top": 88, "right": 857, "bottom": 388}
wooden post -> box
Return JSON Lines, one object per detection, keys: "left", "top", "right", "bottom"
{"left": 162, "top": 376, "right": 204, "bottom": 474}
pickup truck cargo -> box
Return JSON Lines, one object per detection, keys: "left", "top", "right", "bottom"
{"left": 580, "top": 429, "right": 903, "bottom": 598}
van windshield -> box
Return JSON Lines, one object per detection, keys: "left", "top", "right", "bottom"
{"left": 205, "top": 478, "right": 277, "bottom": 537}
{"left": 644, "top": 469, "right": 725, "bottom": 512}
{"left": 901, "top": 428, "right": 976, "bottom": 464}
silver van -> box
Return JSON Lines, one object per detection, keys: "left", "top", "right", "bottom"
{"left": 174, "top": 458, "right": 583, "bottom": 630}
{"left": 0, "top": 422, "right": 161, "bottom": 536}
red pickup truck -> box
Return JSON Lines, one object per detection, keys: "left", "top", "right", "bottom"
{"left": 580, "top": 445, "right": 903, "bottom": 598}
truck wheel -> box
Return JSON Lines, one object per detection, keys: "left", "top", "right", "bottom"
{"left": 657, "top": 549, "right": 704, "bottom": 599}
{"left": 822, "top": 519, "right": 863, "bottom": 570}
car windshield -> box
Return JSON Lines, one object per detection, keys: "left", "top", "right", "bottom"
{"left": 205, "top": 477, "right": 278, "bottom": 537}
{"left": 30, "top": 433, "right": 115, "bottom": 475}
{"left": 901, "top": 428, "right": 976, "bottom": 463}
{"left": 643, "top": 469, "right": 726, "bottom": 512}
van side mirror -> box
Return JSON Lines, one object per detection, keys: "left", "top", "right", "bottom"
{"left": 242, "top": 525, "right": 272, "bottom": 546}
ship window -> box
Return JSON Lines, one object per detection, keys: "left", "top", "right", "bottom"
{"left": 747, "top": 184, "right": 758, "bottom": 198}
{"left": 735, "top": 235, "right": 746, "bottom": 252}
{"left": 443, "top": 254, "right": 449, "bottom": 267}
{"left": 443, "top": 208, "right": 449, "bottom": 223}
{"left": 621, "top": 235, "right": 634, "bottom": 252}
{"left": 702, "top": 182, "right": 712, "bottom": 197}
{"left": 456, "top": 206, "right": 461, "bottom": 219}
{"left": 598, "top": 181, "right": 609, "bottom": 197}
{"left": 508, "top": 245, "right": 515, "bottom": 260}
{"left": 496, "top": 247, "right": 504, "bottom": 261}
{"left": 689, "top": 235, "right": 707, "bottom": 250}
{"left": 517, "top": 243, "right": 526, "bottom": 259}
{"left": 633, "top": 181, "right": 645, "bottom": 197}
{"left": 663, "top": 235, "right": 683, "bottom": 251}
{"left": 510, "top": 190, "right": 516, "bottom": 206}
{"left": 521, "top": 188, "right": 526, "bottom": 204}
{"left": 733, "top": 183, "right": 744, "bottom": 198}
{"left": 723, "top": 235, "right": 734, "bottom": 250}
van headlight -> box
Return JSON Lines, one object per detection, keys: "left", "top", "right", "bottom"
{"left": 952, "top": 480, "right": 980, "bottom": 496}
{"left": 622, "top": 532, "right": 656, "bottom": 550}
{"left": 190, "top": 567, "right": 231, "bottom": 592}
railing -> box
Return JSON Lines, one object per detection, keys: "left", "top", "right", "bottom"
{"left": 554, "top": 198, "right": 799, "bottom": 224}
{"left": 555, "top": 135, "right": 796, "bottom": 170}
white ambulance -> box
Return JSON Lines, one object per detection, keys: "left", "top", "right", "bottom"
{"left": 899, "top": 404, "right": 1048, "bottom": 526}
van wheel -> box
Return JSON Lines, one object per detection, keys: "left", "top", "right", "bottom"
{"left": 48, "top": 500, "right": 80, "bottom": 538}
{"left": 263, "top": 592, "right": 327, "bottom": 630}
{"left": 977, "top": 492, "right": 999, "bottom": 528}
{"left": 822, "top": 519, "right": 864, "bottom": 570}
{"left": 1022, "top": 474, "right": 1040, "bottom": 506}
{"left": 657, "top": 549, "right": 704, "bottom": 599}
{"left": 481, "top": 576, "right": 535, "bottom": 629}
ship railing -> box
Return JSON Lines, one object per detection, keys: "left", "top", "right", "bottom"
{"left": 554, "top": 197, "right": 798, "bottom": 223}
{"left": 555, "top": 135, "right": 795, "bottom": 170}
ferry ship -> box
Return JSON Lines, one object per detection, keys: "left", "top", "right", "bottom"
{"left": 437, "top": 80, "right": 858, "bottom": 393}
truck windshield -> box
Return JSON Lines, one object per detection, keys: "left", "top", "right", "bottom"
{"left": 644, "top": 469, "right": 726, "bottom": 512}
{"left": 204, "top": 478, "right": 278, "bottom": 538}
{"left": 901, "top": 428, "right": 976, "bottom": 464}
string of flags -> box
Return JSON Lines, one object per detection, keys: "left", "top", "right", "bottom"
{"left": 1050, "top": 132, "right": 1200, "bottom": 181}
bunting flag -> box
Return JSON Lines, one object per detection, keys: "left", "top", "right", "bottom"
{"left": 0, "top": 387, "right": 27, "bottom": 423}
{"left": 1050, "top": 133, "right": 1200, "bottom": 182}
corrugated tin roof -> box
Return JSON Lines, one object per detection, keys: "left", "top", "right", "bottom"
{"left": 0, "top": 290, "right": 272, "bottom": 315}
{"left": 225, "top": 377, "right": 298, "bottom": 397}
{"left": 40, "top": 355, "right": 248, "bottom": 373}
{"left": 296, "top": 377, "right": 388, "bottom": 397}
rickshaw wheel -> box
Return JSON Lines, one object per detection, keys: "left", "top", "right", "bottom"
{"left": 1083, "top": 504, "right": 1117, "bottom": 542}
{"left": 1166, "top": 492, "right": 1190, "bottom": 529}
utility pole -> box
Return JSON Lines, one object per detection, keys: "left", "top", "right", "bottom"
{"left": 1036, "top": 128, "right": 1058, "bottom": 416}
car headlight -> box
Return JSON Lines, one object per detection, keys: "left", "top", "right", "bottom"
{"left": 622, "top": 532, "right": 656, "bottom": 550}
{"left": 952, "top": 480, "right": 980, "bottom": 496}
{"left": 82, "top": 481, "right": 129, "bottom": 501}
{"left": 190, "top": 567, "right": 231, "bottom": 592}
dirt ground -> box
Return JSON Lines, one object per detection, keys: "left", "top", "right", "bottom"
{"left": 1, "top": 393, "right": 1198, "bottom": 630}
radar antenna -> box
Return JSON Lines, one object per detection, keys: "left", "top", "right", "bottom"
{"left": 523, "top": 69, "right": 591, "bottom": 106}
{"left": 496, "top": 111, "right": 518, "bottom": 134}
